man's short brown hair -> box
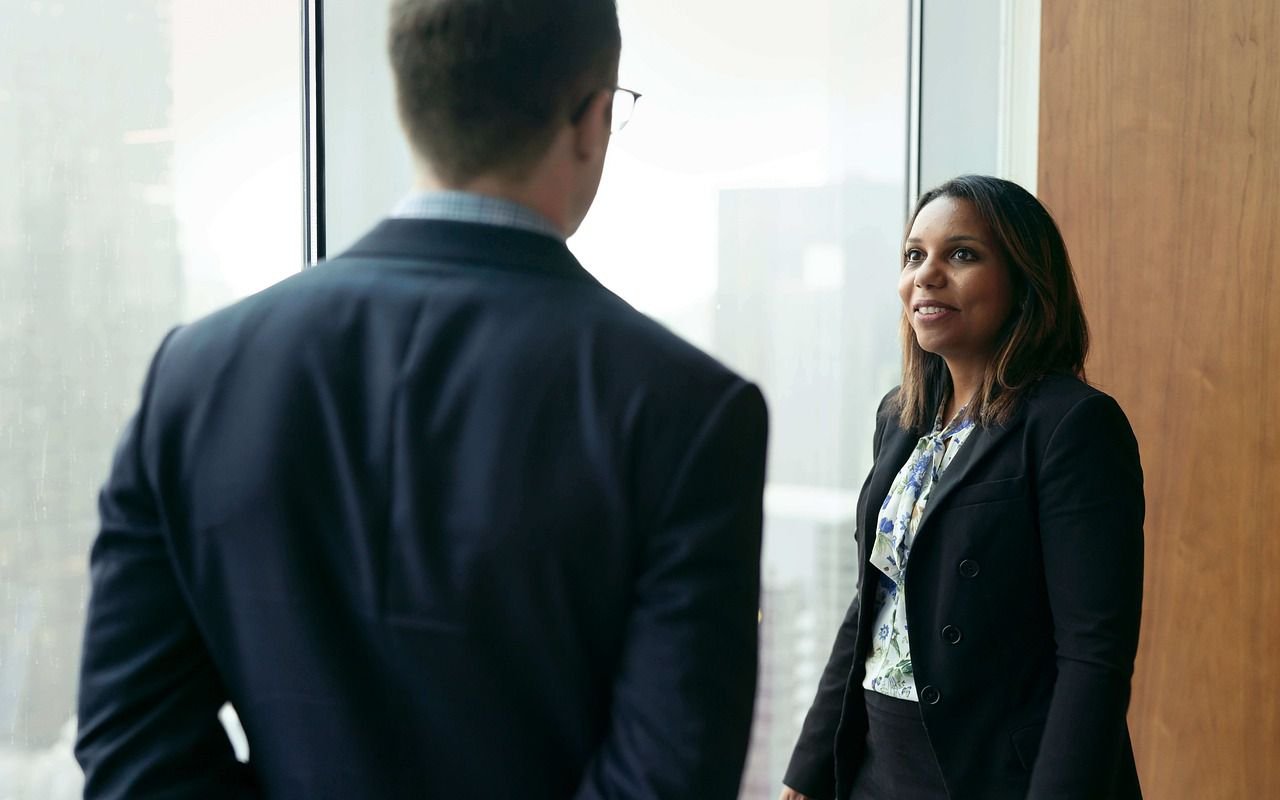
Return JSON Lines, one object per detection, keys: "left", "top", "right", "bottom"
{"left": 389, "top": 0, "right": 621, "bottom": 184}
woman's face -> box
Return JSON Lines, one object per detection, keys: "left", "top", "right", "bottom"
{"left": 898, "top": 196, "right": 1015, "bottom": 372}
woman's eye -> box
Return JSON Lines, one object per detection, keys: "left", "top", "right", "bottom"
{"left": 953, "top": 247, "right": 977, "bottom": 261}
{"left": 904, "top": 248, "right": 925, "bottom": 264}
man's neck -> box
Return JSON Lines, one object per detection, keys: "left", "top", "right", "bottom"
{"left": 413, "top": 168, "right": 571, "bottom": 238}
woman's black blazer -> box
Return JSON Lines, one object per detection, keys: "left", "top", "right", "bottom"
{"left": 784, "top": 374, "right": 1144, "bottom": 800}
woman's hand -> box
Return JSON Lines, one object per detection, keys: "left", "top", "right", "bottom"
{"left": 779, "top": 787, "right": 813, "bottom": 800}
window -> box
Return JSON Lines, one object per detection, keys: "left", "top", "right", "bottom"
{"left": 0, "top": 1, "right": 301, "bottom": 795}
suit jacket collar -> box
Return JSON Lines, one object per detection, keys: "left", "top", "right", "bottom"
{"left": 337, "top": 218, "right": 603, "bottom": 288}
{"left": 860, "top": 422, "right": 918, "bottom": 567}
{"left": 861, "top": 402, "right": 1029, "bottom": 565}
{"left": 914, "top": 406, "right": 1025, "bottom": 538}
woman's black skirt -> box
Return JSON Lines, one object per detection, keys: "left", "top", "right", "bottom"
{"left": 849, "top": 689, "right": 950, "bottom": 799}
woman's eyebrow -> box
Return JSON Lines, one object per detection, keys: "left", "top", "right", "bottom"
{"left": 904, "top": 234, "right": 985, "bottom": 245}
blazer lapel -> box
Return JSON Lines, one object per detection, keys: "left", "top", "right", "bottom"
{"left": 913, "top": 406, "right": 1027, "bottom": 541}
{"left": 861, "top": 424, "right": 919, "bottom": 565}
{"left": 847, "top": 421, "right": 921, "bottom": 673}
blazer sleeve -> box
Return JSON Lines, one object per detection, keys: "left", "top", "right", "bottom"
{"left": 1029, "top": 392, "right": 1144, "bottom": 799}
{"left": 75, "top": 330, "right": 258, "bottom": 800}
{"left": 572, "top": 380, "right": 769, "bottom": 800}
{"left": 781, "top": 392, "right": 893, "bottom": 799}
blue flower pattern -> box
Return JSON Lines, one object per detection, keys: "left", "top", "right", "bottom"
{"left": 863, "top": 408, "right": 974, "bottom": 700}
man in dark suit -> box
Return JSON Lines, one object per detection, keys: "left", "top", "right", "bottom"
{"left": 74, "top": 1, "right": 769, "bottom": 797}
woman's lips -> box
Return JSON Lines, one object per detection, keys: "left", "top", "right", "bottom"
{"left": 914, "top": 304, "right": 958, "bottom": 322}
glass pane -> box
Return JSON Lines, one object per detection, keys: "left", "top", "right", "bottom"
{"left": 0, "top": 1, "right": 301, "bottom": 795}
{"left": 919, "top": 0, "right": 1001, "bottom": 188}
{"left": 570, "top": 3, "right": 910, "bottom": 794}
{"left": 321, "top": 0, "right": 414, "bottom": 257}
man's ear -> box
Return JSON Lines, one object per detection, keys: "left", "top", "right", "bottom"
{"left": 572, "top": 89, "right": 612, "bottom": 161}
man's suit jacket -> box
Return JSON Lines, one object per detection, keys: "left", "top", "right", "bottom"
{"left": 784, "top": 375, "right": 1143, "bottom": 800}
{"left": 75, "top": 219, "right": 769, "bottom": 799}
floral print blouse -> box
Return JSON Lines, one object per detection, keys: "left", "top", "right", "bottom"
{"left": 862, "top": 407, "right": 975, "bottom": 701}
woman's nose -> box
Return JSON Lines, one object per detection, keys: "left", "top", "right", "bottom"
{"left": 915, "top": 257, "right": 946, "bottom": 288}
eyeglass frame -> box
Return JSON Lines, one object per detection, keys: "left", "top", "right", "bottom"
{"left": 570, "top": 86, "right": 642, "bottom": 132}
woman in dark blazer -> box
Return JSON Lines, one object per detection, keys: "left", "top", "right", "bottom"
{"left": 780, "top": 175, "right": 1144, "bottom": 800}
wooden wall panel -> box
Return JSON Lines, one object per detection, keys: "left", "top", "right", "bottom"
{"left": 1039, "top": 1, "right": 1280, "bottom": 797}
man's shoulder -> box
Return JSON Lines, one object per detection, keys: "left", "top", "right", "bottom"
{"left": 160, "top": 269, "right": 317, "bottom": 356}
{"left": 580, "top": 282, "right": 758, "bottom": 404}
{"left": 594, "top": 297, "right": 739, "bottom": 377}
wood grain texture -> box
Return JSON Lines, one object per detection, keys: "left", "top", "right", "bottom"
{"left": 1039, "top": 1, "right": 1280, "bottom": 797}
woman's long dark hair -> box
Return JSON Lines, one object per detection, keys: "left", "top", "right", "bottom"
{"left": 896, "top": 175, "right": 1089, "bottom": 430}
